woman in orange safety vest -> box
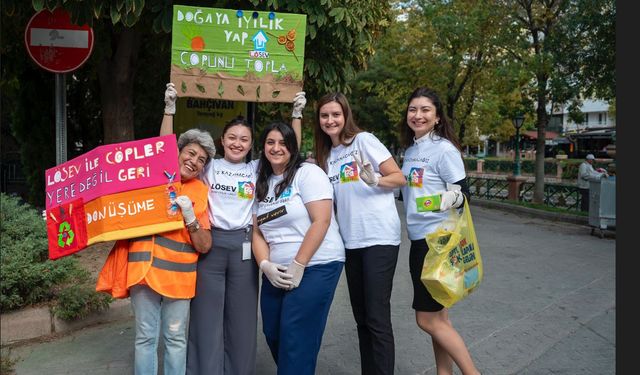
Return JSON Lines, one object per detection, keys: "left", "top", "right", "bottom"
{"left": 97, "top": 85, "right": 215, "bottom": 375}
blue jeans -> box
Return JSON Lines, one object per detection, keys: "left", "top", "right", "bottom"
{"left": 130, "top": 284, "right": 190, "bottom": 375}
{"left": 260, "top": 261, "right": 343, "bottom": 375}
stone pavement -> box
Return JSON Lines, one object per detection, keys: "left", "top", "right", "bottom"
{"left": 3, "top": 202, "right": 615, "bottom": 374}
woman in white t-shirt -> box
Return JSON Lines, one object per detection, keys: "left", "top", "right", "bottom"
{"left": 162, "top": 84, "right": 308, "bottom": 375}
{"left": 399, "top": 87, "right": 480, "bottom": 375}
{"left": 252, "top": 122, "right": 345, "bottom": 375}
{"left": 313, "top": 92, "right": 406, "bottom": 375}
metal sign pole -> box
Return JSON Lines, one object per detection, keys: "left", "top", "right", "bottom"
{"left": 55, "top": 73, "right": 67, "bottom": 164}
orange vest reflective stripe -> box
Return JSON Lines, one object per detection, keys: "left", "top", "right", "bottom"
{"left": 126, "top": 234, "right": 198, "bottom": 298}
{"left": 126, "top": 178, "right": 209, "bottom": 299}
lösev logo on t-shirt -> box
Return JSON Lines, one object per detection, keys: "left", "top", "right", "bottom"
{"left": 407, "top": 167, "right": 424, "bottom": 187}
{"left": 257, "top": 205, "right": 287, "bottom": 225}
{"left": 339, "top": 161, "right": 359, "bottom": 183}
{"left": 261, "top": 186, "right": 292, "bottom": 204}
{"left": 238, "top": 181, "right": 254, "bottom": 199}
{"left": 210, "top": 181, "right": 254, "bottom": 199}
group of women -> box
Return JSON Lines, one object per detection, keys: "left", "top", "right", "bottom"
{"left": 96, "top": 83, "right": 481, "bottom": 375}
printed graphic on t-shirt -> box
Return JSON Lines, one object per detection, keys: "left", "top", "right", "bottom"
{"left": 238, "top": 181, "right": 255, "bottom": 199}
{"left": 407, "top": 167, "right": 424, "bottom": 187}
{"left": 339, "top": 161, "right": 359, "bottom": 183}
{"left": 257, "top": 205, "right": 287, "bottom": 225}
{"left": 279, "top": 186, "right": 292, "bottom": 199}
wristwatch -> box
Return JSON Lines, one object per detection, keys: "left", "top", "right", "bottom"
{"left": 187, "top": 220, "right": 200, "bottom": 233}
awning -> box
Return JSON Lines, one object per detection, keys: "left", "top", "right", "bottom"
{"left": 522, "top": 130, "right": 559, "bottom": 140}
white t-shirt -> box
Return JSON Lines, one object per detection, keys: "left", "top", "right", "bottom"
{"left": 255, "top": 163, "right": 345, "bottom": 267}
{"left": 201, "top": 158, "right": 259, "bottom": 230}
{"left": 326, "top": 132, "right": 401, "bottom": 249}
{"left": 400, "top": 133, "right": 466, "bottom": 240}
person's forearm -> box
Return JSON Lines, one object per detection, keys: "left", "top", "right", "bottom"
{"left": 160, "top": 113, "right": 174, "bottom": 136}
{"left": 252, "top": 217, "right": 271, "bottom": 265}
{"left": 376, "top": 170, "right": 406, "bottom": 189}
{"left": 190, "top": 228, "right": 211, "bottom": 253}
{"left": 292, "top": 117, "right": 302, "bottom": 149}
{"left": 293, "top": 218, "right": 330, "bottom": 265}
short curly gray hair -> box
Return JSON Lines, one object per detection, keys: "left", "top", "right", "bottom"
{"left": 177, "top": 129, "right": 216, "bottom": 163}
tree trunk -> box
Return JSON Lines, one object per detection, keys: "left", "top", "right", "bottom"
{"left": 534, "top": 75, "right": 548, "bottom": 204}
{"left": 99, "top": 26, "right": 142, "bottom": 144}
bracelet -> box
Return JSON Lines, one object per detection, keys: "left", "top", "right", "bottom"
{"left": 164, "top": 113, "right": 174, "bottom": 116}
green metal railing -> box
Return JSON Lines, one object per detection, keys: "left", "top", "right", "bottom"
{"left": 467, "top": 177, "right": 583, "bottom": 212}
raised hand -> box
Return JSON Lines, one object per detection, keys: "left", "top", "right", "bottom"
{"left": 164, "top": 83, "right": 177, "bottom": 115}
{"left": 354, "top": 152, "right": 379, "bottom": 187}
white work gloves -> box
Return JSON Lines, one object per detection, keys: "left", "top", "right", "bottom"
{"left": 354, "top": 152, "right": 379, "bottom": 187}
{"left": 164, "top": 83, "right": 177, "bottom": 115}
{"left": 292, "top": 91, "right": 306, "bottom": 119}
{"left": 287, "top": 260, "right": 305, "bottom": 289}
{"left": 260, "top": 260, "right": 293, "bottom": 289}
{"left": 174, "top": 195, "right": 196, "bottom": 225}
{"left": 439, "top": 185, "right": 464, "bottom": 211}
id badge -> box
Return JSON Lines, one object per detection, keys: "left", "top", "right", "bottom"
{"left": 242, "top": 241, "right": 252, "bottom": 261}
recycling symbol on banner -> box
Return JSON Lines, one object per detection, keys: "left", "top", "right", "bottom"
{"left": 57, "top": 221, "right": 75, "bottom": 247}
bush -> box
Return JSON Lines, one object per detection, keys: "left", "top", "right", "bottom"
{"left": 1, "top": 193, "right": 111, "bottom": 319}
{"left": 52, "top": 284, "right": 112, "bottom": 321}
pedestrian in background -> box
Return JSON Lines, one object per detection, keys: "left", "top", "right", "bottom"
{"left": 252, "top": 122, "right": 345, "bottom": 375}
{"left": 313, "top": 92, "right": 406, "bottom": 375}
{"left": 399, "top": 87, "right": 481, "bottom": 375}
{"left": 578, "top": 153, "right": 607, "bottom": 212}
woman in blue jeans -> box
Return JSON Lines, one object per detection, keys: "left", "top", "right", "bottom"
{"left": 252, "top": 122, "right": 345, "bottom": 375}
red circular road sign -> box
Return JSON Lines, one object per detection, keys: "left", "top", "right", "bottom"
{"left": 24, "top": 8, "right": 94, "bottom": 73}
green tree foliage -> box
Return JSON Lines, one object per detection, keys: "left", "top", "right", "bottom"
{"left": 346, "top": 1, "right": 516, "bottom": 149}
{"left": 3, "top": 1, "right": 390, "bottom": 205}
{"left": 497, "top": 0, "right": 615, "bottom": 203}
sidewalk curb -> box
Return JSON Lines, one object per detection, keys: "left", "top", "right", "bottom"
{"left": 1, "top": 298, "right": 132, "bottom": 346}
{"left": 471, "top": 198, "right": 589, "bottom": 226}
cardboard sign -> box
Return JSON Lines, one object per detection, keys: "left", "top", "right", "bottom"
{"left": 170, "top": 6, "right": 306, "bottom": 102}
{"left": 45, "top": 135, "right": 184, "bottom": 259}
{"left": 45, "top": 135, "right": 179, "bottom": 209}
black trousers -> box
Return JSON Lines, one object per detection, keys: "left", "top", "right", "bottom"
{"left": 345, "top": 245, "right": 399, "bottom": 375}
{"left": 579, "top": 188, "right": 589, "bottom": 212}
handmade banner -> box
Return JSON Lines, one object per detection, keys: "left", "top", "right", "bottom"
{"left": 45, "top": 135, "right": 184, "bottom": 259}
{"left": 170, "top": 6, "right": 306, "bottom": 103}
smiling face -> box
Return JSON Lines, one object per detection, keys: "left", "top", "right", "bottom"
{"left": 179, "top": 143, "right": 208, "bottom": 180}
{"left": 407, "top": 96, "right": 440, "bottom": 139}
{"left": 264, "top": 129, "right": 291, "bottom": 175}
{"left": 221, "top": 124, "right": 252, "bottom": 163}
{"left": 318, "top": 101, "right": 345, "bottom": 146}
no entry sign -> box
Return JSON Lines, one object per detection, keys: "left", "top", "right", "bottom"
{"left": 24, "top": 8, "right": 94, "bottom": 73}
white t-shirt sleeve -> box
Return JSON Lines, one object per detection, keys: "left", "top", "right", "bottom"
{"left": 296, "top": 164, "right": 333, "bottom": 204}
{"left": 437, "top": 147, "right": 466, "bottom": 184}
{"left": 357, "top": 133, "right": 393, "bottom": 170}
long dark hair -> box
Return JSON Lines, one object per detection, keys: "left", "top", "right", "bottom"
{"left": 256, "top": 122, "right": 304, "bottom": 202}
{"left": 400, "top": 87, "right": 461, "bottom": 151}
{"left": 313, "top": 92, "right": 362, "bottom": 172}
{"left": 215, "top": 116, "right": 252, "bottom": 158}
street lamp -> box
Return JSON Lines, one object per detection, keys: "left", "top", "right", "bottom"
{"left": 512, "top": 114, "right": 525, "bottom": 176}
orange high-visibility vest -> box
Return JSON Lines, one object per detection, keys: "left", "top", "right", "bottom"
{"left": 125, "top": 178, "right": 209, "bottom": 299}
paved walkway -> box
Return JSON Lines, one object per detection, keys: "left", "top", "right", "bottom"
{"left": 4, "top": 202, "right": 615, "bottom": 374}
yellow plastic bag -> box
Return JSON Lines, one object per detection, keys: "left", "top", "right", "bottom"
{"left": 421, "top": 200, "right": 482, "bottom": 308}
